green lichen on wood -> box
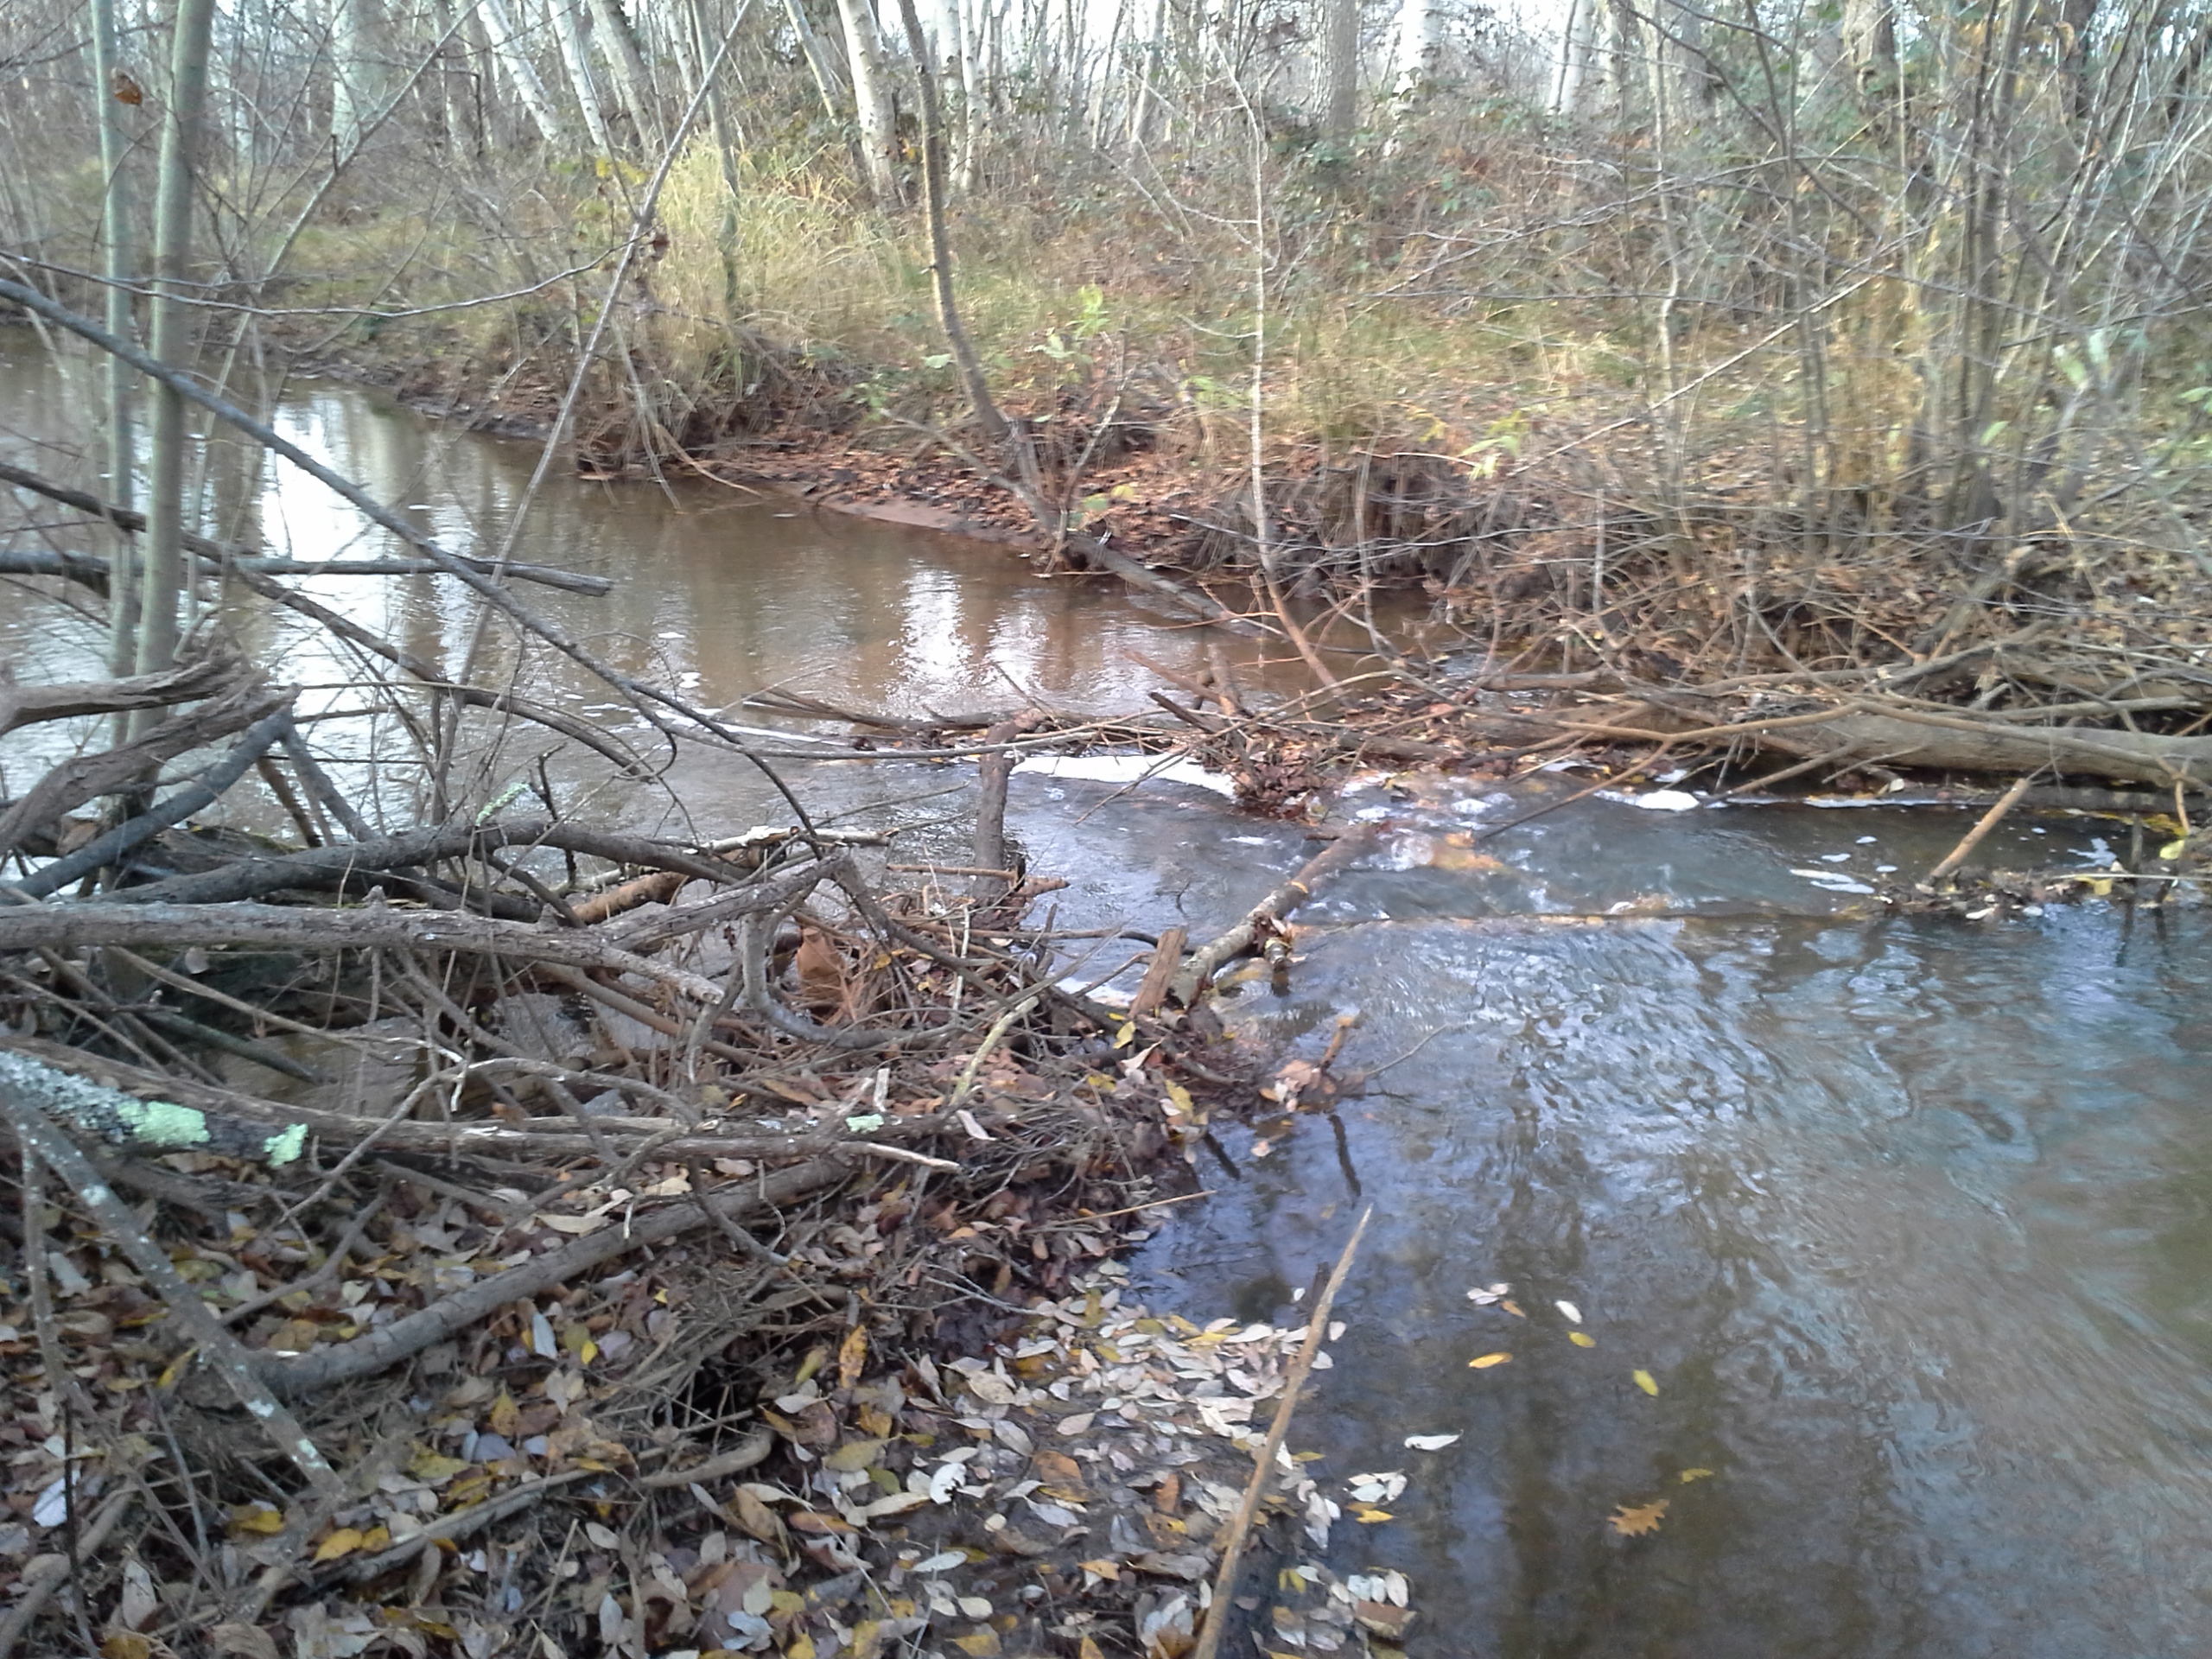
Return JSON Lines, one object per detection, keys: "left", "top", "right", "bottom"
{"left": 0, "top": 1050, "right": 309, "bottom": 1166}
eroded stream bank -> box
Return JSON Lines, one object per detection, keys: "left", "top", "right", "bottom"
{"left": 6, "top": 354, "right": 2212, "bottom": 1658}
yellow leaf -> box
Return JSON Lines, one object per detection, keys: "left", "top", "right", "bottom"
{"left": 2159, "top": 839, "right": 2189, "bottom": 861}
{"left": 785, "top": 1637, "right": 817, "bottom": 1659}
{"left": 313, "top": 1527, "right": 365, "bottom": 1563}
{"left": 1469, "top": 1352, "right": 1512, "bottom": 1369}
{"left": 266, "top": 1319, "right": 320, "bottom": 1354}
{"left": 1162, "top": 1079, "right": 1196, "bottom": 1119}
{"left": 1079, "top": 1558, "right": 1121, "bottom": 1580}
{"left": 101, "top": 1634, "right": 153, "bottom": 1659}
{"left": 1079, "top": 1641, "right": 1106, "bottom": 1659}
{"left": 1352, "top": 1506, "right": 1394, "bottom": 1522}
{"left": 1632, "top": 1370, "right": 1659, "bottom": 1395}
{"left": 731, "top": 1486, "right": 787, "bottom": 1547}
{"left": 1499, "top": 1300, "right": 1524, "bottom": 1318}
{"left": 953, "top": 1632, "right": 1001, "bottom": 1657}
{"left": 407, "top": 1446, "right": 471, "bottom": 1484}
{"left": 824, "top": 1439, "right": 887, "bottom": 1472}
{"left": 1610, "top": 1498, "right": 1669, "bottom": 1536}
{"left": 1678, "top": 1467, "right": 1715, "bottom": 1483}
{"left": 791, "top": 1344, "right": 829, "bottom": 1386}
{"left": 1568, "top": 1332, "right": 1596, "bottom": 1348}
{"left": 229, "top": 1502, "right": 286, "bottom": 1536}
{"left": 837, "top": 1325, "right": 869, "bottom": 1391}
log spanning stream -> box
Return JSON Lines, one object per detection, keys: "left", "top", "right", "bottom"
{"left": 6, "top": 346, "right": 2212, "bottom": 1656}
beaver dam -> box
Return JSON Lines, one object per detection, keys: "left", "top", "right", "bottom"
{"left": 4, "top": 338, "right": 2212, "bottom": 1659}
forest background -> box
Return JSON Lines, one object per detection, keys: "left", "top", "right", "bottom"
{"left": 8, "top": 0, "right": 2209, "bottom": 683}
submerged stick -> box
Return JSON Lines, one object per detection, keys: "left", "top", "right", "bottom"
{"left": 1190, "top": 1205, "right": 1372, "bottom": 1659}
{"left": 1169, "top": 823, "right": 1378, "bottom": 1005}
{"left": 1923, "top": 773, "right": 2036, "bottom": 886}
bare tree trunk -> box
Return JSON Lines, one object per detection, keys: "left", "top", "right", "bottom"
{"left": 1322, "top": 0, "right": 1358, "bottom": 136}
{"left": 551, "top": 0, "right": 619, "bottom": 152}
{"left": 137, "top": 0, "right": 220, "bottom": 683}
{"left": 588, "top": 0, "right": 665, "bottom": 152}
{"left": 893, "top": 0, "right": 1009, "bottom": 445}
{"left": 89, "top": 0, "right": 141, "bottom": 696}
{"left": 1390, "top": 0, "right": 1435, "bottom": 99}
{"left": 785, "top": 0, "right": 850, "bottom": 113}
{"left": 478, "top": 0, "right": 573, "bottom": 145}
{"left": 331, "top": 0, "right": 383, "bottom": 153}
{"left": 1841, "top": 0, "right": 1897, "bottom": 100}
{"left": 837, "top": 0, "right": 903, "bottom": 206}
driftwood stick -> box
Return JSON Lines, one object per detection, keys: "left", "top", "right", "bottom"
{"left": 1128, "top": 925, "right": 1187, "bottom": 1020}
{"left": 2, "top": 1035, "right": 958, "bottom": 1177}
{"left": 1169, "top": 823, "right": 1378, "bottom": 1005}
{"left": 0, "top": 899, "right": 726, "bottom": 1004}
{"left": 0, "top": 460, "right": 611, "bottom": 594}
{"left": 0, "top": 658, "right": 233, "bottom": 740}
{"left": 0, "top": 1049, "right": 309, "bottom": 1166}
{"left": 0, "top": 1081, "right": 344, "bottom": 1497}
{"left": 0, "top": 677, "right": 289, "bottom": 859}
{"left": 1190, "top": 1205, "right": 1372, "bottom": 1659}
{"left": 1924, "top": 773, "right": 2037, "bottom": 885}
{"left": 11, "top": 702, "right": 298, "bottom": 899}
{"left": 254, "top": 1154, "right": 858, "bottom": 1395}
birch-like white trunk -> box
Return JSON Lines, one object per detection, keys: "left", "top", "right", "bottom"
{"left": 1390, "top": 0, "right": 1437, "bottom": 99}
{"left": 139, "top": 0, "right": 221, "bottom": 680}
{"left": 550, "top": 0, "right": 619, "bottom": 151}
{"left": 835, "top": 0, "right": 902, "bottom": 207}
{"left": 588, "top": 0, "right": 664, "bottom": 153}
{"left": 330, "top": 0, "right": 383, "bottom": 153}
{"left": 478, "top": 0, "right": 572, "bottom": 145}
{"left": 90, "top": 0, "right": 141, "bottom": 687}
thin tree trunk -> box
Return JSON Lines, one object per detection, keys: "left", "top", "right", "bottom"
{"left": 1322, "top": 0, "right": 1357, "bottom": 136}
{"left": 331, "top": 0, "right": 383, "bottom": 153}
{"left": 478, "top": 0, "right": 572, "bottom": 145}
{"left": 893, "top": 0, "right": 1009, "bottom": 446}
{"left": 89, "top": 0, "right": 141, "bottom": 696}
{"left": 588, "top": 0, "right": 665, "bottom": 153}
{"left": 137, "top": 0, "right": 220, "bottom": 683}
{"left": 551, "top": 0, "right": 619, "bottom": 152}
{"left": 836, "top": 0, "right": 903, "bottom": 207}
{"left": 1391, "top": 0, "right": 1435, "bottom": 99}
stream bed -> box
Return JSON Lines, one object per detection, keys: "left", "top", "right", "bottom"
{"left": 6, "top": 344, "right": 2211, "bottom": 1656}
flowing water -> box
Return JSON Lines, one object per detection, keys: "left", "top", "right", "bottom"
{"left": 6, "top": 340, "right": 2211, "bottom": 1656}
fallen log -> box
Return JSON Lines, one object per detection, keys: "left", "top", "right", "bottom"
{"left": 0, "top": 899, "right": 725, "bottom": 1002}
{"left": 0, "top": 674, "right": 290, "bottom": 857}
{"left": 0, "top": 1039, "right": 961, "bottom": 1178}
{"left": 1777, "top": 705, "right": 2212, "bottom": 786}
{"left": 90, "top": 817, "right": 779, "bottom": 908}
{"left": 11, "top": 702, "right": 297, "bottom": 899}
{"left": 1069, "top": 532, "right": 1269, "bottom": 637}
{"left": 0, "top": 657, "right": 234, "bottom": 739}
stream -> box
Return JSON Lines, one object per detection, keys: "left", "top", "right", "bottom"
{"left": 7, "top": 341, "right": 2212, "bottom": 1657}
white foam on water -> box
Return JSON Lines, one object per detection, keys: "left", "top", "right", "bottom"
{"left": 1014, "top": 752, "right": 1237, "bottom": 798}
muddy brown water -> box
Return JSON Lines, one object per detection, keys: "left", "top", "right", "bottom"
{"left": 6, "top": 341, "right": 2212, "bottom": 1656}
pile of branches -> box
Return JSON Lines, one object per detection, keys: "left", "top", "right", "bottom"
{"left": 0, "top": 628, "right": 1247, "bottom": 1656}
